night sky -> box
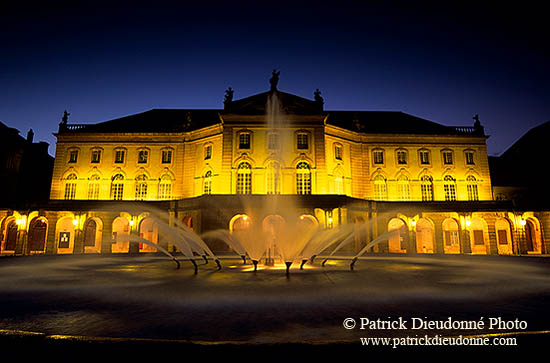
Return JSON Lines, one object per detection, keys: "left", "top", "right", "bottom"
{"left": 1, "top": 1, "right": 548, "bottom": 156}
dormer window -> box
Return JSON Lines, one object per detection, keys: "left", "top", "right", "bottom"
{"left": 465, "top": 150, "right": 475, "bottom": 165}
{"left": 396, "top": 150, "right": 407, "bottom": 165}
{"left": 268, "top": 133, "right": 280, "bottom": 150}
{"left": 373, "top": 149, "right": 384, "bottom": 165}
{"left": 204, "top": 144, "right": 212, "bottom": 160}
{"left": 334, "top": 143, "right": 343, "bottom": 161}
{"left": 442, "top": 150, "right": 453, "bottom": 165}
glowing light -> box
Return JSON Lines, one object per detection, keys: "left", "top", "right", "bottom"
{"left": 242, "top": 216, "right": 248, "bottom": 221}
{"left": 72, "top": 219, "right": 78, "bottom": 226}
{"left": 411, "top": 220, "right": 417, "bottom": 227}
{"left": 520, "top": 219, "right": 527, "bottom": 226}
{"left": 15, "top": 219, "right": 22, "bottom": 225}
{"left": 327, "top": 217, "right": 333, "bottom": 223}
{"left": 129, "top": 219, "right": 135, "bottom": 226}
{"left": 465, "top": 220, "right": 471, "bottom": 227}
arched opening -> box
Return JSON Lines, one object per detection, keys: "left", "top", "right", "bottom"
{"left": 112, "top": 217, "right": 130, "bottom": 253}
{"left": 3, "top": 219, "right": 18, "bottom": 252}
{"left": 421, "top": 175, "right": 434, "bottom": 201}
{"left": 83, "top": 218, "right": 102, "bottom": 253}
{"left": 203, "top": 170, "right": 212, "bottom": 195}
{"left": 27, "top": 217, "right": 48, "bottom": 254}
{"left": 334, "top": 168, "right": 344, "bottom": 195}
{"left": 443, "top": 175, "right": 457, "bottom": 201}
{"left": 496, "top": 218, "right": 513, "bottom": 255}
{"left": 111, "top": 174, "right": 125, "bottom": 200}
{"left": 442, "top": 218, "right": 460, "bottom": 254}
{"left": 354, "top": 216, "right": 367, "bottom": 252}
{"left": 296, "top": 161, "right": 312, "bottom": 195}
{"left": 373, "top": 175, "right": 387, "bottom": 200}
{"left": 134, "top": 174, "right": 148, "bottom": 200}
{"left": 469, "top": 217, "right": 488, "bottom": 254}
{"left": 524, "top": 218, "right": 542, "bottom": 254}
{"left": 158, "top": 174, "right": 173, "bottom": 200}
{"left": 182, "top": 216, "right": 194, "bottom": 231}
{"left": 56, "top": 217, "right": 75, "bottom": 254}
{"left": 237, "top": 162, "right": 252, "bottom": 194}
{"left": 396, "top": 175, "right": 410, "bottom": 201}
{"left": 230, "top": 214, "right": 251, "bottom": 233}
{"left": 388, "top": 218, "right": 407, "bottom": 253}
{"left": 262, "top": 215, "right": 286, "bottom": 257}
{"left": 139, "top": 217, "right": 158, "bottom": 252}
{"left": 415, "top": 218, "right": 434, "bottom": 254}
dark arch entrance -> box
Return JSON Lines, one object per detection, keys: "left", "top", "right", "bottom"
{"left": 27, "top": 218, "right": 47, "bottom": 253}
{"left": 83, "top": 219, "right": 97, "bottom": 248}
{"left": 4, "top": 220, "right": 18, "bottom": 251}
{"left": 525, "top": 219, "right": 536, "bottom": 252}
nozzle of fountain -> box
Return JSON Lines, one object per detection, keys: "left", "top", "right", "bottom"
{"left": 191, "top": 259, "right": 198, "bottom": 275}
{"left": 350, "top": 257, "right": 358, "bottom": 271}
{"left": 174, "top": 258, "right": 181, "bottom": 269}
{"left": 252, "top": 260, "right": 259, "bottom": 272}
{"left": 241, "top": 255, "right": 247, "bottom": 264}
{"left": 310, "top": 255, "right": 316, "bottom": 264}
{"left": 300, "top": 259, "right": 307, "bottom": 270}
{"left": 285, "top": 261, "right": 292, "bottom": 275}
{"left": 202, "top": 255, "right": 208, "bottom": 264}
{"left": 215, "top": 259, "right": 222, "bottom": 270}
{"left": 322, "top": 259, "right": 328, "bottom": 267}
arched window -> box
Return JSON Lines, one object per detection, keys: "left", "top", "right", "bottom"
{"left": 397, "top": 175, "right": 410, "bottom": 201}
{"left": 467, "top": 176, "right": 479, "bottom": 201}
{"left": 87, "top": 174, "right": 100, "bottom": 200}
{"left": 134, "top": 174, "right": 148, "bottom": 200}
{"left": 296, "top": 162, "right": 311, "bottom": 195}
{"left": 203, "top": 170, "right": 212, "bottom": 194}
{"left": 421, "top": 175, "right": 434, "bottom": 201}
{"left": 373, "top": 175, "right": 387, "bottom": 200}
{"left": 237, "top": 162, "right": 252, "bottom": 194}
{"left": 158, "top": 174, "right": 172, "bottom": 200}
{"left": 334, "top": 168, "right": 344, "bottom": 195}
{"left": 110, "top": 174, "right": 124, "bottom": 200}
{"left": 266, "top": 161, "right": 281, "bottom": 194}
{"left": 64, "top": 173, "right": 77, "bottom": 200}
{"left": 442, "top": 218, "right": 460, "bottom": 254}
{"left": 443, "top": 175, "right": 456, "bottom": 201}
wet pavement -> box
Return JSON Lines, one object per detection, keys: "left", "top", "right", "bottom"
{"left": 0, "top": 253, "right": 549, "bottom": 355}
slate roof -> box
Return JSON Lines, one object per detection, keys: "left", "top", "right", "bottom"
{"left": 60, "top": 90, "right": 482, "bottom": 137}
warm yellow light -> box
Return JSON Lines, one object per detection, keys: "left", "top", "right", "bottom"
{"left": 328, "top": 217, "right": 333, "bottom": 223}
{"left": 411, "top": 220, "right": 417, "bottom": 227}
{"left": 242, "top": 216, "right": 248, "bottom": 221}
{"left": 72, "top": 219, "right": 78, "bottom": 226}
{"left": 465, "top": 220, "right": 471, "bottom": 227}
{"left": 129, "top": 219, "right": 135, "bottom": 226}
{"left": 520, "top": 219, "right": 527, "bottom": 226}
{"left": 15, "top": 219, "right": 22, "bottom": 225}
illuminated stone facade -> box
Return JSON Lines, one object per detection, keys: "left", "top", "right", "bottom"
{"left": 1, "top": 85, "right": 548, "bottom": 257}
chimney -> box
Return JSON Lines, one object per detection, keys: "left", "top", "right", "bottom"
{"left": 27, "top": 128, "right": 34, "bottom": 143}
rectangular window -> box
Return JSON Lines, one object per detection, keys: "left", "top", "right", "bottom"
{"left": 444, "top": 230, "right": 459, "bottom": 246}
{"left": 443, "top": 151, "right": 453, "bottom": 165}
{"left": 135, "top": 183, "right": 147, "bottom": 200}
{"left": 114, "top": 150, "right": 125, "bottom": 164}
{"left": 204, "top": 145, "right": 212, "bottom": 160}
{"left": 373, "top": 150, "right": 384, "bottom": 164}
{"left": 397, "top": 151, "right": 407, "bottom": 165}
{"left": 268, "top": 133, "right": 280, "bottom": 150}
{"left": 162, "top": 150, "right": 172, "bottom": 164}
{"left": 497, "top": 230, "right": 508, "bottom": 245}
{"left": 465, "top": 151, "right": 475, "bottom": 165}
{"left": 237, "top": 173, "right": 251, "bottom": 194}
{"left": 297, "top": 133, "right": 309, "bottom": 150}
{"left": 68, "top": 150, "right": 78, "bottom": 163}
{"left": 239, "top": 133, "right": 251, "bottom": 149}
{"left": 420, "top": 150, "right": 430, "bottom": 165}
{"left": 138, "top": 150, "right": 148, "bottom": 164}
{"left": 91, "top": 150, "right": 101, "bottom": 163}
{"left": 473, "top": 230, "right": 484, "bottom": 245}
{"left": 334, "top": 145, "right": 342, "bottom": 160}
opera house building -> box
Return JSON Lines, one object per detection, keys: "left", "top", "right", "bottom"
{"left": 1, "top": 79, "right": 548, "bottom": 258}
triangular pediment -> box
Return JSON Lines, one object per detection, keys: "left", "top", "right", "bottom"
{"left": 223, "top": 90, "right": 323, "bottom": 115}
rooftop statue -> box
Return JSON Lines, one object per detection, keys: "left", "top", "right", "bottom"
{"left": 269, "top": 69, "right": 280, "bottom": 91}
{"left": 224, "top": 87, "right": 234, "bottom": 109}
{"left": 61, "top": 110, "right": 70, "bottom": 123}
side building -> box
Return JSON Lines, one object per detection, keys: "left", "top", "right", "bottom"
{"left": 1, "top": 84, "right": 548, "bottom": 257}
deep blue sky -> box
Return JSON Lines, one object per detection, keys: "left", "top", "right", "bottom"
{"left": 1, "top": 1, "right": 548, "bottom": 156}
